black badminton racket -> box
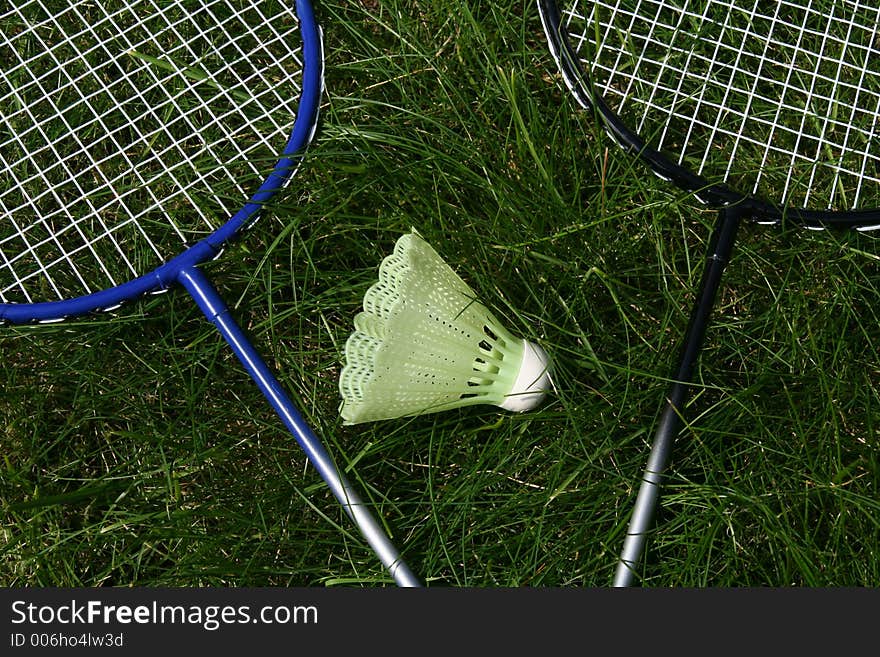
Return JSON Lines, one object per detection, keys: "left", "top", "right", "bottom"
{"left": 0, "top": 0, "right": 420, "bottom": 587}
{"left": 538, "top": 0, "right": 880, "bottom": 585}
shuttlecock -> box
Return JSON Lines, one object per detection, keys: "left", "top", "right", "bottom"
{"left": 338, "top": 229, "right": 552, "bottom": 425}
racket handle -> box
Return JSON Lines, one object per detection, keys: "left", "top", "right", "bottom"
{"left": 178, "top": 266, "right": 422, "bottom": 587}
{"left": 614, "top": 207, "right": 742, "bottom": 587}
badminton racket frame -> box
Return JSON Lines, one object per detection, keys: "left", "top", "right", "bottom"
{"left": 0, "top": 0, "right": 420, "bottom": 587}
{"left": 538, "top": 0, "right": 880, "bottom": 586}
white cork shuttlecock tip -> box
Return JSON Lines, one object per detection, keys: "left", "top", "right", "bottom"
{"left": 338, "top": 229, "right": 552, "bottom": 425}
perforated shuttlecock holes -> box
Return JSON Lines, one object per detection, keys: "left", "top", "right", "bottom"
{"left": 338, "top": 229, "right": 550, "bottom": 424}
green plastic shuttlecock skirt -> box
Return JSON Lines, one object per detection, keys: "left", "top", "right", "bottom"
{"left": 338, "top": 229, "right": 551, "bottom": 425}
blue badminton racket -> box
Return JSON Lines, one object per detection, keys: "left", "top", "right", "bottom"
{"left": 0, "top": 0, "right": 420, "bottom": 587}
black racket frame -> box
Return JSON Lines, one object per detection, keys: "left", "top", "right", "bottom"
{"left": 538, "top": 0, "right": 880, "bottom": 586}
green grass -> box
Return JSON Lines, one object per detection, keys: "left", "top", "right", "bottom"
{"left": 2, "top": 0, "right": 879, "bottom": 587}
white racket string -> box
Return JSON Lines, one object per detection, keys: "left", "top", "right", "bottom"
{"left": 560, "top": 0, "right": 880, "bottom": 211}
{"left": 0, "top": 0, "right": 305, "bottom": 305}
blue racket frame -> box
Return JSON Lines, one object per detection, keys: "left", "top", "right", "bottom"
{"left": 1, "top": 1, "right": 324, "bottom": 324}
{"left": 0, "top": 0, "right": 421, "bottom": 588}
